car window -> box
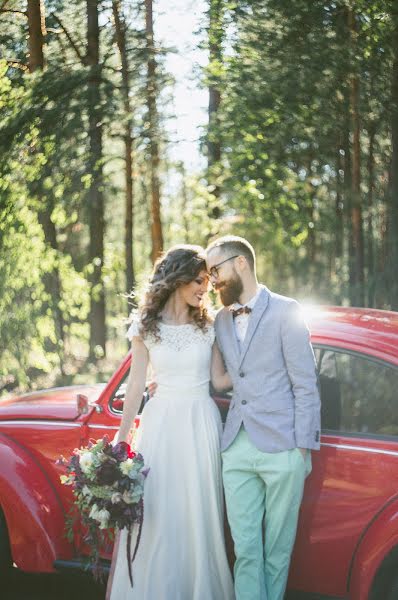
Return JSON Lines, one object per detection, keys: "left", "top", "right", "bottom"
{"left": 316, "top": 347, "right": 398, "bottom": 436}
{"left": 108, "top": 371, "right": 147, "bottom": 415}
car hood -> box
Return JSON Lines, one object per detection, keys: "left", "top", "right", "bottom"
{"left": 0, "top": 384, "right": 106, "bottom": 421}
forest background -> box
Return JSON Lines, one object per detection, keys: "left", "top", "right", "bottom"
{"left": 1, "top": 0, "right": 397, "bottom": 395}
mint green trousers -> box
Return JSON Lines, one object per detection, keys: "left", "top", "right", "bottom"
{"left": 222, "top": 427, "right": 311, "bottom": 600}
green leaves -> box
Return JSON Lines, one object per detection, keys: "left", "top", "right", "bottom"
{"left": 0, "top": 0, "right": 396, "bottom": 393}
{"left": 202, "top": 0, "right": 396, "bottom": 305}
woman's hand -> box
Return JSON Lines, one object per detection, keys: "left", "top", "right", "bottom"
{"left": 146, "top": 380, "right": 158, "bottom": 398}
{"left": 211, "top": 341, "right": 233, "bottom": 392}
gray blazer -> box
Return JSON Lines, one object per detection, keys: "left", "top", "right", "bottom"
{"left": 215, "top": 285, "right": 321, "bottom": 453}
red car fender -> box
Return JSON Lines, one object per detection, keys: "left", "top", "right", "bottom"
{"left": 348, "top": 496, "right": 398, "bottom": 600}
{"left": 0, "top": 433, "right": 72, "bottom": 572}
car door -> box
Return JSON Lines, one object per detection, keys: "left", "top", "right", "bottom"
{"left": 86, "top": 364, "right": 149, "bottom": 447}
{"left": 288, "top": 347, "right": 398, "bottom": 598}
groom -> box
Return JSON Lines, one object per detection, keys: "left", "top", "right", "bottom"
{"left": 206, "top": 235, "right": 320, "bottom": 600}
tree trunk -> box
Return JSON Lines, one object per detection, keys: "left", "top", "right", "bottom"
{"left": 343, "top": 102, "right": 353, "bottom": 301}
{"left": 208, "top": 91, "right": 221, "bottom": 165}
{"left": 86, "top": 0, "right": 106, "bottom": 357}
{"left": 27, "top": 0, "right": 45, "bottom": 72}
{"left": 207, "top": 0, "right": 223, "bottom": 217}
{"left": 178, "top": 162, "right": 190, "bottom": 243}
{"left": 302, "top": 155, "right": 316, "bottom": 289}
{"left": 388, "top": 7, "right": 398, "bottom": 310}
{"left": 27, "top": 1, "right": 65, "bottom": 369}
{"left": 366, "top": 124, "right": 376, "bottom": 307}
{"left": 145, "top": 0, "right": 163, "bottom": 264}
{"left": 328, "top": 144, "right": 343, "bottom": 301}
{"left": 348, "top": 8, "right": 364, "bottom": 306}
{"left": 335, "top": 142, "right": 344, "bottom": 265}
{"left": 37, "top": 199, "right": 66, "bottom": 373}
{"left": 112, "top": 0, "right": 136, "bottom": 310}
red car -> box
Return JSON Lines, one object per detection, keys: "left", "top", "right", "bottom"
{"left": 1, "top": 307, "right": 398, "bottom": 600}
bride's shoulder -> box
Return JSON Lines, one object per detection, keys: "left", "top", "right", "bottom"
{"left": 126, "top": 321, "right": 140, "bottom": 341}
{"left": 126, "top": 311, "right": 145, "bottom": 341}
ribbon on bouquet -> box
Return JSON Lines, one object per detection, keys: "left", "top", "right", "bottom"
{"left": 127, "top": 497, "right": 145, "bottom": 588}
{"left": 105, "top": 498, "right": 145, "bottom": 597}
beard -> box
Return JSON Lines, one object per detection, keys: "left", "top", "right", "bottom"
{"left": 216, "top": 272, "right": 243, "bottom": 306}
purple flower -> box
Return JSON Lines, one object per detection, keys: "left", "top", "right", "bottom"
{"left": 70, "top": 454, "right": 84, "bottom": 479}
{"left": 118, "top": 476, "right": 132, "bottom": 492}
{"left": 112, "top": 442, "right": 130, "bottom": 462}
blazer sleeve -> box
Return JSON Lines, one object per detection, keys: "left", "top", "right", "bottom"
{"left": 214, "top": 310, "right": 224, "bottom": 354}
{"left": 281, "top": 301, "right": 321, "bottom": 450}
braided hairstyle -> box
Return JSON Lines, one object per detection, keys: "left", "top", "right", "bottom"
{"left": 136, "top": 245, "right": 210, "bottom": 340}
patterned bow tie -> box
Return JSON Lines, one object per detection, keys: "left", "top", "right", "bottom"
{"left": 230, "top": 306, "right": 252, "bottom": 318}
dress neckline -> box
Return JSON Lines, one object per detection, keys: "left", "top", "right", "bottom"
{"left": 159, "top": 321, "right": 195, "bottom": 328}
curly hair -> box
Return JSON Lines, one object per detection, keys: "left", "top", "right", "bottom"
{"left": 134, "top": 245, "right": 211, "bottom": 340}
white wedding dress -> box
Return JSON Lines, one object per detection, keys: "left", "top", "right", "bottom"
{"left": 108, "top": 321, "right": 234, "bottom": 600}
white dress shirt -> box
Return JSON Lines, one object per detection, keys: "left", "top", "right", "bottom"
{"left": 231, "top": 286, "right": 262, "bottom": 346}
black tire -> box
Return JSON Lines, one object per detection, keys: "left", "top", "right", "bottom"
{"left": 0, "top": 508, "right": 12, "bottom": 575}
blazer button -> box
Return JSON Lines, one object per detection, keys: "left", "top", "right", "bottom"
{"left": 239, "top": 372, "right": 245, "bottom": 377}
{"left": 241, "top": 399, "right": 247, "bottom": 405}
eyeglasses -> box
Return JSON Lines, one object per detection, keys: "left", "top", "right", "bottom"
{"left": 208, "top": 255, "right": 239, "bottom": 279}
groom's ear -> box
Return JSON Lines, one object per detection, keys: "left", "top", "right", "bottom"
{"left": 205, "top": 249, "right": 217, "bottom": 272}
{"left": 235, "top": 255, "right": 248, "bottom": 272}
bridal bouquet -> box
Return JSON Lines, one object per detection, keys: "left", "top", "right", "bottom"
{"left": 58, "top": 435, "right": 149, "bottom": 585}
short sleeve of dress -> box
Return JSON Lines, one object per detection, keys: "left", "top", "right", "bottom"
{"left": 126, "top": 319, "right": 141, "bottom": 342}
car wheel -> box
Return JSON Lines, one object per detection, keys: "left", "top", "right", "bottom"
{"left": 0, "top": 508, "right": 12, "bottom": 574}
{"left": 387, "top": 574, "right": 398, "bottom": 600}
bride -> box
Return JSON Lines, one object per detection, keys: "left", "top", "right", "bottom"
{"left": 106, "top": 245, "right": 234, "bottom": 600}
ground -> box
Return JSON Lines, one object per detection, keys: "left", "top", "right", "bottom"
{"left": 3, "top": 569, "right": 105, "bottom": 600}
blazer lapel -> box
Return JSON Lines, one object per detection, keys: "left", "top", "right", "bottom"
{"left": 238, "top": 286, "right": 270, "bottom": 367}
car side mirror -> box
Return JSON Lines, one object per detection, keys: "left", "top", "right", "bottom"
{"left": 77, "top": 393, "right": 89, "bottom": 415}
{"left": 77, "top": 393, "right": 103, "bottom": 415}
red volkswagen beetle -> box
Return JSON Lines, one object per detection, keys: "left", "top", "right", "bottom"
{"left": 1, "top": 307, "right": 398, "bottom": 600}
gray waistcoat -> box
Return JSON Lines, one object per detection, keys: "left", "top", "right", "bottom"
{"left": 215, "top": 285, "right": 320, "bottom": 453}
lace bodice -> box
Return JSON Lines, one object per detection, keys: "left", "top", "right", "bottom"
{"left": 127, "top": 320, "right": 214, "bottom": 352}
{"left": 126, "top": 320, "right": 215, "bottom": 397}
